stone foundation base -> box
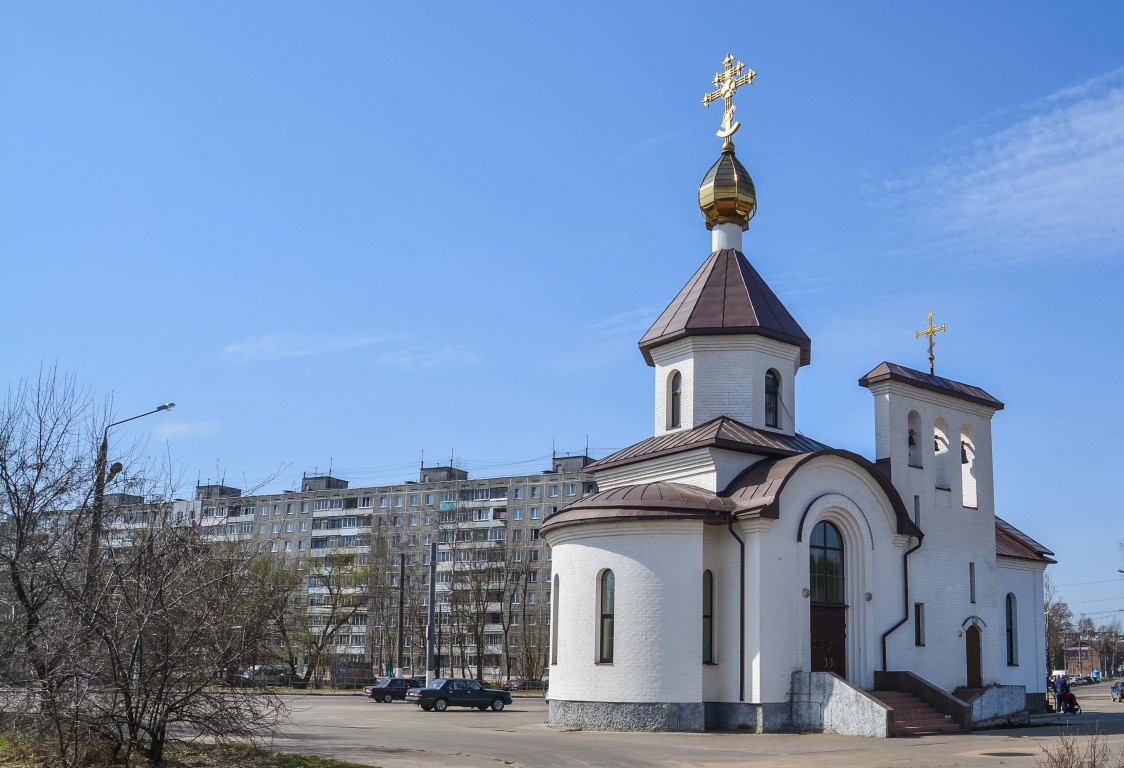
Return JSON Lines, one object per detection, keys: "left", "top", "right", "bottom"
{"left": 548, "top": 700, "right": 705, "bottom": 731}
{"left": 704, "top": 701, "right": 791, "bottom": 732}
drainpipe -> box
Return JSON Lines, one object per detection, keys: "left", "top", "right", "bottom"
{"left": 881, "top": 536, "right": 924, "bottom": 671}
{"left": 726, "top": 514, "right": 745, "bottom": 702}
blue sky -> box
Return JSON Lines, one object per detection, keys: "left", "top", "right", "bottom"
{"left": 3, "top": 3, "right": 1123, "bottom": 623}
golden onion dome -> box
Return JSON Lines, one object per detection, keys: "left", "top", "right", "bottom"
{"left": 698, "top": 139, "right": 756, "bottom": 230}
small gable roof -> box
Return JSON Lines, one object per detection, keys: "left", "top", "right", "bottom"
{"left": 858, "top": 361, "right": 1004, "bottom": 411}
{"left": 586, "top": 416, "right": 829, "bottom": 474}
{"left": 995, "top": 516, "right": 1055, "bottom": 563}
{"left": 638, "top": 249, "right": 811, "bottom": 367}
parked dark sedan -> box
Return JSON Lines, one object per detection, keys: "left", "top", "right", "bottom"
{"left": 364, "top": 677, "right": 423, "bottom": 703}
{"left": 405, "top": 677, "right": 512, "bottom": 711}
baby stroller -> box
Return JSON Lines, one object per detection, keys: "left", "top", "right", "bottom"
{"left": 1061, "top": 690, "right": 1081, "bottom": 714}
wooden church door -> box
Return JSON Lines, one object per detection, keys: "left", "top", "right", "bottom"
{"left": 810, "top": 521, "right": 847, "bottom": 678}
{"left": 965, "top": 625, "right": 982, "bottom": 688}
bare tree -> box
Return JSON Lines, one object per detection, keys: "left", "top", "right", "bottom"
{"left": 0, "top": 370, "right": 287, "bottom": 765}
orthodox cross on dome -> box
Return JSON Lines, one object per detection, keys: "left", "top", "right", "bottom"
{"left": 702, "top": 53, "right": 756, "bottom": 139}
{"left": 914, "top": 312, "right": 948, "bottom": 375}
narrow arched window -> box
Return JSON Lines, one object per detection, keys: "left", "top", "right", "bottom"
{"left": 551, "top": 574, "right": 560, "bottom": 665}
{"left": 765, "top": 370, "right": 780, "bottom": 428}
{"left": 1006, "top": 593, "right": 1018, "bottom": 665}
{"left": 907, "top": 410, "right": 923, "bottom": 468}
{"left": 961, "top": 426, "right": 977, "bottom": 509}
{"left": 810, "top": 521, "right": 844, "bottom": 604}
{"left": 702, "top": 570, "right": 715, "bottom": 664}
{"left": 598, "top": 570, "right": 615, "bottom": 663}
{"left": 669, "top": 371, "right": 682, "bottom": 429}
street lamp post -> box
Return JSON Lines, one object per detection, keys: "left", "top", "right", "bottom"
{"left": 86, "top": 403, "right": 175, "bottom": 590}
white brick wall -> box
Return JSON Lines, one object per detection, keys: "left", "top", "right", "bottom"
{"left": 650, "top": 336, "right": 801, "bottom": 436}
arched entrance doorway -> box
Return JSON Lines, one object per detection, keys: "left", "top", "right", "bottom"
{"left": 810, "top": 521, "right": 846, "bottom": 677}
{"left": 965, "top": 625, "right": 982, "bottom": 688}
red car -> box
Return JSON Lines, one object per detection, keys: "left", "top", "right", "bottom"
{"left": 363, "top": 677, "right": 423, "bottom": 703}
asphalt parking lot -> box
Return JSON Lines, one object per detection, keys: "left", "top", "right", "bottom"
{"left": 263, "top": 686, "right": 1124, "bottom": 768}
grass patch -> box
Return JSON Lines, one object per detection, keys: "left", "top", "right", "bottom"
{"left": 167, "top": 743, "right": 374, "bottom": 768}
{"left": 0, "top": 741, "right": 375, "bottom": 768}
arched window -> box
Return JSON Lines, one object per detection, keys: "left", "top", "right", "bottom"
{"left": 934, "top": 418, "right": 951, "bottom": 490}
{"left": 810, "top": 521, "right": 844, "bottom": 604}
{"left": 961, "top": 425, "right": 977, "bottom": 509}
{"left": 1006, "top": 593, "right": 1018, "bottom": 666}
{"left": 668, "top": 371, "right": 682, "bottom": 429}
{"left": 551, "top": 574, "right": 560, "bottom": 665}
{"left": 765, "top": 369, "right": 780, "bottom": 428}
{"left": 907, "top": 410, "right": 923, "bottom": 468}
{"left": 598, "top": 570, "right": 615, "bottom": 663}
{"left": 702, "top": 570, "right": 715, "bottom": 664}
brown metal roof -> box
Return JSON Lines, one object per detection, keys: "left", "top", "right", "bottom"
{"left": 543, "top": 449, "right": 924, "bottom": 540}
{"left": 858, "top": 362, "right": 1004, "bottom": 411}
{"left": 995, "top": 516, "right": 1055, "bottom": 563}
{"left": 722, "top": 449, "right": 923, "bottom": 539}
{"left": 539, "top": 482, "right": 731, "bottom": 536}
{"left": 586, "top": 416, "right": 830, "bottom": 474}
{"left": 638, "top": 249, "right": 812, "bottom": 367}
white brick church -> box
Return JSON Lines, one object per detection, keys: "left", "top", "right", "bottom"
{"left": 540, "top": 58, "right": 1052, "bottom": 736}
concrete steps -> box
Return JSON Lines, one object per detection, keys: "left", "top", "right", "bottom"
{"left": 869, "top": 690, "right": 964, "bottom": 736}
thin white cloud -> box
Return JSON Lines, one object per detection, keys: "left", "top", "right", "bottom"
{"left": 887, "top": 68, "right": 1124, "bottom": 262}
{"left": 222, "top": 330, "right": 392, "bottom": 362}
{"left": 581, "top": 307, "right": 659, "bottom": 338}
{"left": 374, "top": 343, "right": 479, "bottom": 371}
{"left": 153, "top": 420, "right": 222, "bottom": 440}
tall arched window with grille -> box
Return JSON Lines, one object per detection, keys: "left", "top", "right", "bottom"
{"left": 765, "top": 370, "right": 780, "bottom": 428}
{"left": 702, "top": 570, "right": 715, "bottom": 663}
{"left": 1006, "top": 593, "right": 1018, "bottom": 665}
{"left": 669, "top": 371, "right": 682, "bottom": 429}
{"left": 598, "top": 570, "right": 615, "bottom": 663}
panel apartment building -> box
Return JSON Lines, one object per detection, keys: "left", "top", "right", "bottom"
{"left": 188, "top": 455, "right": 596, "bottom": 681}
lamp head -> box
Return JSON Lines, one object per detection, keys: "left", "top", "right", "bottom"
{"left": 157, "top": 403, "right": 175, "bottom": 412}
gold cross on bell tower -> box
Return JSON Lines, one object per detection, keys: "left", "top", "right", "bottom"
{"left": 703, "top": 53, "right": 756, "bottom": 139}
{"left": 914, "top": 312, "right": 947, "bottom": 375}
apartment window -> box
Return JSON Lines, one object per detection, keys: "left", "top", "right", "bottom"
{"left": 513, "top": 508, "right": 524, "bottom": 521}
{"left": 300, "top": 502, "right": 309, "bottom": 513}
{"left": 270, "top": 541, "right": 279, "bottom": 553}
{"left": 394, "top": 496, "right": 403, "bottom": 508}
{"left": 512, "top": 550, "right": 523, "bottom": 562}
{"left": 298, "top": 540, "right": 305, "bottom": 551}
{"left": 273, "top": 504, "right": 281, "bottom": 515}
{"left": 531, "top": 486, "right": 541, "bottom": 499}
{"left": 530, "top": 549, "right": 541, "bottom": 562}
{"left": 530, "top": 507, "right": 540, "bottom": 520}
{"left": 425, "top": 493, "right": 435, "bottom": 505}
{"left": 422, "top": 534, "right": 431, "bottom": 545}
{"left": 409, "top": 515, "right": 418, "bottom": 526}
{"left": 969, "top": 562, "right": 976, "bottom": 604}
{"left": 299, "top": 520, "right": 307, "bottom": 532}
{"left": 358, "top": 496, "right": 373, "bottom": 508}
{"left": 513, "top": 529, "right": 523, "bottom": 541}
{"left": 313, "top": 498, "right": 343, "bottom": 511}
{"left": 531, "top": 528, "right": 540, "bottom": 540}
{"left": 528, "top": 592, "right": 537, "bottom": 604}
{"left": 271, "top": 523, "right": 280, "bottom": 534}
{"left": 548, "top": 485, "right": 559, "bottom": 498}
{"left": 565, "top": 483, "right": 577, "bottom": 496}
{"left": 286, "top": 503, "right": 294, "bottom": 514}
{"left": 258, "top": 524, "right": 266, "bottom": 535}
{"left": 598, "top": 570, "right": 615, "bottom": 663}
{"left": 489, "top": 528, "right": 507, "bottom": 541}
{"left": 284, "top": 540, "right": 292, "bottom": 552}
{"left": 409, "top": 494, "right": 419, "bottom": 506}
{"left": 703, "top": 570, "right": 715, "bottom": 663}
{"left": 393, "top": 516, "right": 402, "bottom": 527}
{"left": 259, "top": 506, "right": 268, "bottom": 516}
{"left": 284, "top": 522, "right": 293, "bottom": 533}
{"left": 424, "top": 513, "right": 433, "bottom": 525}
{"left": 475, "top": 488, "right": 490, "bottom": 500}
{"left": 473, "top": 509, "right": 491, "bottom": 522}
{"left": 914, "top": 603, "right": 925, "bottom": 646}
{"left": 379, "top": 497, "right": 388, "bottom": 508}
{"left": 514, "top": 487, "right": 525, "bottom": 500}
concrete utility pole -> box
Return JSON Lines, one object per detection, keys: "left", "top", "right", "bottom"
{"left": 426, "top": 541, "right": 436, "bottom": 686}
{"left": 396, "top": 554, "right": 405, "bottom": 675}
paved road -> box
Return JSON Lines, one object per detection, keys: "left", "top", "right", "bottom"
{"left": 264, "top": 687, "right": 1124, "bottom": 768}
